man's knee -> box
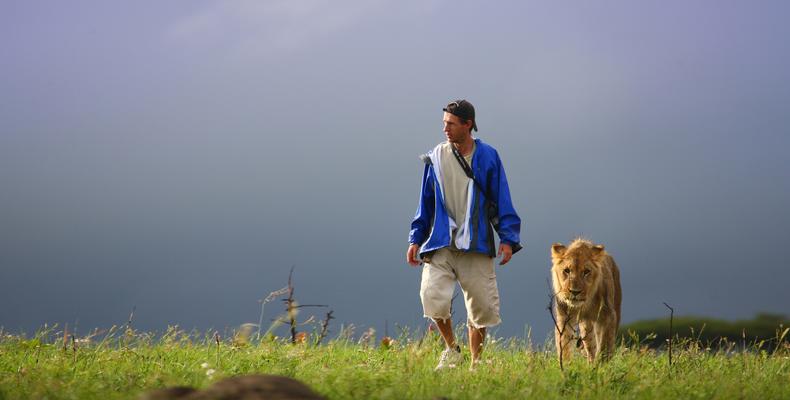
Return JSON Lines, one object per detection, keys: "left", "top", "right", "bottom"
{"left": 420, "top": 285, "right": 444, "bottom": 304}
{"left": 420, "top": 287, "right": 452, "bottom": 319}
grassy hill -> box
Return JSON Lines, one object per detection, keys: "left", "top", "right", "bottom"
{"left": 620, "top": 313, "right": 789, "bottom": 350}
{"left": 1, "top": 323, "right": 788, "bottom": 399}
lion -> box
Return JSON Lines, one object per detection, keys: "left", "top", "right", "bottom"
{"left": 551, "top": 238, "right": 622, "bottom": 363}
{"left": 139, "top": 374, "right": 325, "bottom": 400}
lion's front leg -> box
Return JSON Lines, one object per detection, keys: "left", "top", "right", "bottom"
{"left": 594, "top": 312, "right": 618, "bottom": 362}
{"left": 554, "top": 308, "right": 575, "bottom": 365}
{"left": 579, "top": 320, "right": 597, "bottom": 363}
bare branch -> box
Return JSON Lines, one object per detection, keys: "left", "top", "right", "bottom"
{"left": 214, "top": 332, "right": 221, "bottom": 367}
{"left": 663, "top": 302, "right": 674, "bottom": 369}
{"left": 286, "top": 266, "right": 298, "bottom": 344}
{"left": 547, "top": 278, "right": 571, "bottom": 371}
{"left": 263, "top": 265, "right": 333, "bottom": 344}
{"left": 317, "top": 310, "right": 334, "bottom": 345}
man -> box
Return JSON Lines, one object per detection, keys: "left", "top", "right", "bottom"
{"left": 407, "top": 99, "right": 522, "bottom": 371}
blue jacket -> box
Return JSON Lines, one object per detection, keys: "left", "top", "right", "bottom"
{"left": 409, "top": 138, "right": 522, "bottom": 258}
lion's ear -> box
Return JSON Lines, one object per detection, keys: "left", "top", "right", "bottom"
{"left": 551, "top": 243, "right": 566, "bottom": 261}
{"left": 592, "top": 244, "right": 606, "bottom": 260}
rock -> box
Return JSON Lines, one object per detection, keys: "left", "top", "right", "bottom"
{"left": 140, "top": 374, "right": 325, "bottom": 400}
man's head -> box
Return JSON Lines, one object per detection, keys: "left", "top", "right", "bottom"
{"left": 442, "top": 99, "right": 477, "bottom": 144}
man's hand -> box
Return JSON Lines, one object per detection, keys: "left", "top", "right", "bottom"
{"left": 406, "top": 244, "right": 421, "bottom": 267}
{"left": 497, "top": 243, "right": 513, "bottom": 266}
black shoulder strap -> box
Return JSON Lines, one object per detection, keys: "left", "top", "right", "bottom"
{"left": 449, "top": 145, "right": 473, "bottom": 178}
{"left": 450, "top": 144, "right": 491, "bottom": 201}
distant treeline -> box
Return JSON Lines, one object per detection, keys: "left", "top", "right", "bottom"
{"left": 619, "top": 313, "right": 789, "bottom": 349}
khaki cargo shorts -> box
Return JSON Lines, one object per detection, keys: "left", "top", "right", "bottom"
{"left": 419, "top": 247, "right": 501, "bottom": 328}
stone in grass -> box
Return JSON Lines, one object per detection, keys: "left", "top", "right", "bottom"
{"left": 140, "top": 374, "right": 325, "bottom": 400}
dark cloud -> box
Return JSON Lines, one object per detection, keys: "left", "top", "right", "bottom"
{"left": 2, "top": 1, "right": 789, "bottom": 339}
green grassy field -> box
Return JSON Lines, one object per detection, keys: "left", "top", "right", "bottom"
{"left": 1, "top": 325, "right": 788, "bottom": 400}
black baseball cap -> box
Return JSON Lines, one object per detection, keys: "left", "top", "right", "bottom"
{"left": 443, "top": 99, "right": 478, "bottom": 131}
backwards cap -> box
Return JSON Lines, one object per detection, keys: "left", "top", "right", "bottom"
{"left": 443, "top": 99, "right": 477, "bottom": 131}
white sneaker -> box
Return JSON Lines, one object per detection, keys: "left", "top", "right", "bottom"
{"left": 434, "top": 345, "right": 463, "bottom": 371}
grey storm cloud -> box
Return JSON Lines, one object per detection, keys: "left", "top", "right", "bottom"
{"left": 1, "top": 0, "right": 789, "bottom": 339}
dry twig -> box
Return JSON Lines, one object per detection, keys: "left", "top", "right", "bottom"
{"left": 282, "top": 267, "right": 328, "bottom": 344}
{"left": 317, "top": 310, "right": 334, "bottom": 345}
{"left": 663, "top": 302, "right": 674, "bottom": 369}
{"left": 214, "top": 332, "right": 221, "bottom": 367}
{"left": 546, "top": 279, "right": 572, "bottom": 371}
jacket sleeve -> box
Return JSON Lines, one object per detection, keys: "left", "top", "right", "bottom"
{"left": 490, "top": 151, "right": 522, "bottom": 253}
{"left": 409, "top": 163, "right": 435, "bottom": 245}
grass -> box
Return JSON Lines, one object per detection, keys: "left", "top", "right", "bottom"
{"left": 0, "top": 325, "right": 789, "bottom": 399}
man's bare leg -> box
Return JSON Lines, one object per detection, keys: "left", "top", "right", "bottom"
{"left": 433, "top": 318, "right": 456, "bottom": 349}
{"left": 468, "top": 325, "right": 486, "bottom": 365}
{"left": 432, "top": 318, "right": 463, "bottom": 370}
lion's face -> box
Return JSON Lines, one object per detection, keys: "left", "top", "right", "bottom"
{"left": 551, "top": 241, "right": 606, "bottom": 308}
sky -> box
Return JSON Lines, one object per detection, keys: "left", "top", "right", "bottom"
{"left": 1, "top": 0, "right": 789, "bottom": 340}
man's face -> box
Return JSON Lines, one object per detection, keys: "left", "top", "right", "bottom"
{"left": 443, "top": 112, "right": 472, "bottom": 143}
